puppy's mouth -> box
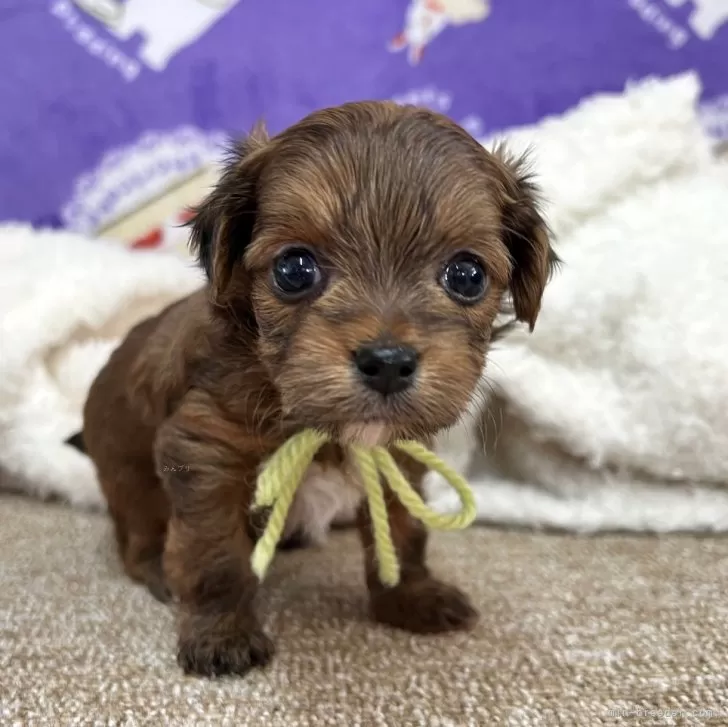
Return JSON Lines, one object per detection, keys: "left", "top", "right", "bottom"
{"left": 279, "top": 395, "right": 429, "bottom": 443}
{"left": 338, "top": 422, "right": 390, "bottom": 447}
{"left": 282, "top": 404, "right": 438, "bottom": 445}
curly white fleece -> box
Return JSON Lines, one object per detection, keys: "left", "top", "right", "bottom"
{"left": 0, "top": 231, "right": 203, "bottom": 506}
{"left": 427, "top": 72, "right": 728, "bottom": 532}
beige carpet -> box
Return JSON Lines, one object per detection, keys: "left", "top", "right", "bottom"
{"left": 2, "top": 494, "right": 728, "bottom": 726}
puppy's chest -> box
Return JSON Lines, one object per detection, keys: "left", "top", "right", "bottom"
{"left": 282, "top": 450, "right": 364, "bottom": 544}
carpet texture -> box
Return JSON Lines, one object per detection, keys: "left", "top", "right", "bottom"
{"left": 2, "top": 494, "right": 728, "bottom": 726}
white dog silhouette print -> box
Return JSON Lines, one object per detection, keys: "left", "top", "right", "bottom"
{"left": 389, "top": 0, "right": 491, "bottom": 65}
{"left": 663, "top": 0, "right": 728, "bottom": 39}
{"left": 73, "top": 0, "right": 240, "bottom": 71}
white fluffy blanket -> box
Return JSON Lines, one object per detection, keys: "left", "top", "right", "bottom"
{"left": 1, "top": 73, "right": 727, "bottom": 532}
{"left": 0, "top": 233, "right": 203, "bottom": 506}
{"left": 427, "top": 72, "right": 728, "bottom": 532}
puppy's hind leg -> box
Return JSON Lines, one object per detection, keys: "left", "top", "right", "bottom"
{"left": 102, "top": 466, "right": 171, "bottom": 603}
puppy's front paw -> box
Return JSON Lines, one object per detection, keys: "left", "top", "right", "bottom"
{"left": 177, "top": 625, "right": 275, "bottom": 677}
{"left": 371, "top": 578, "right": 478, "bottom": 634}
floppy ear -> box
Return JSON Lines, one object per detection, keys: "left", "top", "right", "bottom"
{"left": 489, "top": 144, "right": 559, "bottom": 330}
{"left": 187, "top": 123, "right": 270, "bottom": 302}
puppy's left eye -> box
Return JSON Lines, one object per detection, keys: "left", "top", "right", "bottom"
{"left": 441, "top": 255, "right": 487, "bottom": 304}
{"left": 272, "top": 248, "right": 322, "bottom": 299}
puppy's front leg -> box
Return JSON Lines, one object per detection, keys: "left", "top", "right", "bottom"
{"left": 156, "top": 400, "right": 274, "bottom": 678}
{"left": 357, "top": 451, "right": 479, "bottom": 634}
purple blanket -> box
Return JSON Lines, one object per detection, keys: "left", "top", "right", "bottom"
{"left": 2, "top": 0, "right": 727, "bottom": 232}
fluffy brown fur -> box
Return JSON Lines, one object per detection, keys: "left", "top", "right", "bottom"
{"left": 79, "top": 101, "right": 557, "bottom": 678}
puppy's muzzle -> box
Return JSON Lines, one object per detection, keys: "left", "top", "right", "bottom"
{"left": 353, "top": 343, "right": 418, "bottom": 396}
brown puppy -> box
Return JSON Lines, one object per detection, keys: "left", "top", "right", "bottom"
{"left": 79, "top": 101, "right": 557, "bottom": 678}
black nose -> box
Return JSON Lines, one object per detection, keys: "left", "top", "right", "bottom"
{"left": 353, "top": 344, "right": 418, "bottom": 395}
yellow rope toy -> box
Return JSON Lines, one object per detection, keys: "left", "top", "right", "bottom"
{"left": 251, "top": 429, "right": 477, "bottom": 587}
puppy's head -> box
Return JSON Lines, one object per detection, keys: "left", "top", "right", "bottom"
{"left": 190, "top": 103, "right": 556, "bottom": 442}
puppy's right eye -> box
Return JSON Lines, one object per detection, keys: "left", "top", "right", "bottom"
{"left": 272, "top": 248, "right": 323, "bottom": 299}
